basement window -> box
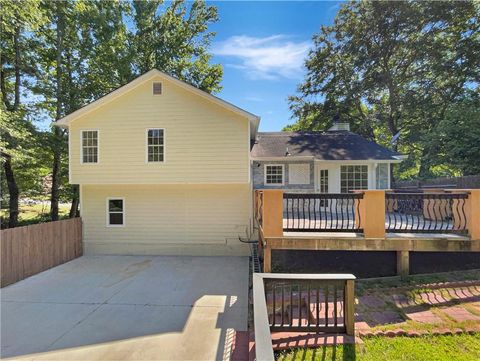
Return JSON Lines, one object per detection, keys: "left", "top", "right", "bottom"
{"left": 107, "top": 198, "right": 124, "bottom": 227}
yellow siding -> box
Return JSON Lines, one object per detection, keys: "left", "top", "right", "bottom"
{"left": 69, "top": 75, "right": 249, "bottom": 184}
{"left": 81, "top": 184, "right": 252, "bottom": 255}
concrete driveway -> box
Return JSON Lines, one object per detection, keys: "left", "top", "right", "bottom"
{"left": 1, "top": 255, "right": 249, "bottom": 360}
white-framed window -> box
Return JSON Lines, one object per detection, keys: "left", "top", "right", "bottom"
{"left": 81, "top": 130, "right": 99, "bottom": 163}
{"left": 146, "top": 128, "right": 165, "bottom": 163}
{"left": 340, "top": 165, "right": 368, "bottom": 193}
{"left": 106, "top": 198, "right": 124, "bottom": 227}
{"left": 319, "top": 169, "right": 329, "bottom": 193}
{"left": 319, "top": 169, "right": 329, "bottom": 206}
{"left": 376, "top": 163, "right": 389, "bottom": 189}
{"left": 264, "top": 164, "right": 284, "bottom": 185}
{"left": 288, "top": 163, "right": 310, "bottom": 184}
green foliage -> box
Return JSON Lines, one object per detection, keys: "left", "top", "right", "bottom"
{"left": 287, "top": 1, "right": 480, "bottom": 179}
{"left": 1, "top": 0, "right": 222, "bottom": 226}
{"left": 424, "top": 96, "right": 480, "bottom": 176}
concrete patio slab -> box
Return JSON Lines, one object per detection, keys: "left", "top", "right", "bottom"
{"left": 1, "top": 255, "right": 249, "bottom": 361}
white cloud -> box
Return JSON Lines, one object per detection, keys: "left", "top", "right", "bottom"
{"left": 213, "top": 35, "right": 310, "bottom": 80}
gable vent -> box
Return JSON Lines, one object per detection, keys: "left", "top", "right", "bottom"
{"left": 153, "top": 82, "right": 162, "bottom": 95}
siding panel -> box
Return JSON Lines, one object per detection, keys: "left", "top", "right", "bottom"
{"left": 70, "top": 75, "right": 249, "bottom": 184}
{"left": 82, "top": 184, "right": 251, "bottom": 255}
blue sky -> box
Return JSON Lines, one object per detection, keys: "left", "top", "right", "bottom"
{"left": 209, "top": 1, "right": 341, "bottom": 131}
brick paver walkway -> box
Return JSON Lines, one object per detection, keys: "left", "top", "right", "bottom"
{"left": 355, "top": 280, "right": 480, "bottom": 337}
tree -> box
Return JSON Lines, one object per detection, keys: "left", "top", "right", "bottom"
{"left": 131, "top": 0, "right": 223, "bottom": 93}
{"left": 2, "top": 0, "right": 223, "bottom": 226}
{"left": 424, "top": 95, "right": 480, "bottom": 176}
{"left": 287, "top": 1, "right": 479, "bottom": 178}
{"left": 1, "top": 0, "right": 44, "bottom": 227}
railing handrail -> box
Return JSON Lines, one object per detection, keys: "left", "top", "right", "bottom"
{"left": 257, "top": 273, "right": 356, "bottom": 281}
{"left": 252, "top": 272, "right": 356, "bottom": 360}
{"left": 253, "top": 273, "right": 275, "bottom": 361}
{"left": 386, "top": 192, "right": 469, "bottom": 197}
{"left": 283, "top": 192, "right": 364, "bottom": 199}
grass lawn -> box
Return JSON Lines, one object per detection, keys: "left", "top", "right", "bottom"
{"left": 276, "top": 334, "right": 480, "bottom": 361}
{"left": 1, "top": 202, "right": 71, "bottom": 226}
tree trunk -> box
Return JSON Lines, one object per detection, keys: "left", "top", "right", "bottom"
{"left": 68, "top": 185, "right": 79, "bottom": 218}
{"left": 50, "top": 4, "right": 65, "bottom": 222}
{"left": 13, "top": 25, "right": 21, "bottom": 109}
{"left": 2, "top": 153, "right": 19, "bottom": 228}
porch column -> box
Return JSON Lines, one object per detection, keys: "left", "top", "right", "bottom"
{"left": 359, "top": 190, "right": 386, "bottom": 239}
{"left": 466, "top": 189, "right": 480, "bottom": 240}
{"left": 261, "top": 190, "right": 283, "bottom": 272}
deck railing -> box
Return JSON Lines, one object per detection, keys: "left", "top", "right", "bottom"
{"left": 386, "top": 192, "right": 469, "bottom": 234}
{"left": 283, "top": 193, "right": 364, "bottom": 232}
{"left": 253, "top": 273, "right": 356, "bottom": 361}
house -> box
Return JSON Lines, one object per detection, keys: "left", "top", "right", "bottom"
{"left": 251, "top": 125, "right": 402, "bottom": 193}
{"left": 55, "top": 69, "right": 402, "bottom": 256}
{"left": 55, "top": 69, "right": 259, "bottom": 256}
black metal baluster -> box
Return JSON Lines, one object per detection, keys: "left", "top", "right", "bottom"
{"left": 290, "top": 285, "right": 293, "bottom": 327}
{"left": 316, "top": 286, "right": 320, "bottom": 329}
{"left": 325, "top": 284, "right": 329, "bottom": 327}
{"left": 307, "top": 283, "right": 311, "bottom": 327}
{"left": 272, "top": 283, "right": 276, "bottom": 326}
{"left": 298, "top": 283, "right": 302, "bottom": 327}
{"left": 281, "top": 283, "right": 285, "bottom": 327}
{"left": 333, "top": 285, "right": 338, "bottom": 328}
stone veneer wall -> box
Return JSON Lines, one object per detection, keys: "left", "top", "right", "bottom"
{"left": 252, "top": 160, "right": 315, "bottom": 192}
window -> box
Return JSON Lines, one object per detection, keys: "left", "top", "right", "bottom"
{"left": 340, "top": 165, "right": 368, "bottom": 193}
{"left": 264, "top": 165, "right": 284, "bottom": 185}
{"left": 319, "top": 169, "right": 328, "bottom": 193}
{"left": 153, "top": 82, "right": 162, "bottom": 95}
{"left": 81, "top": 130, "right": 98, "bottom": 163}
{"left": 376, "top": 163, "right": 389, "bottom": 189}
{"left": 146, "top": 129, "right": 165, "bottom": 162}
{"left": 107, "top": 198, "right": 124, "bottom": 226}
{"left": 319, "top": 169, "right": 329, "bottom": 206}
{"left": 289, "top": 163, "right": 310, "bottom": 184}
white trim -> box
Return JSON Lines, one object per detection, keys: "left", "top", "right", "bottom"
{"left": 53, "top": 69, "right": 260, "bottom": 138}
{"left": 264, "top": 164, "right": 285, "bottom": 186}
{"left": 80, "top": 129, "right": 100, "bottom": 164}
{"left": 68, "top": 128, "right": 71, "bottom": 182}
{"left": 145, "top": 128, "right": 166, "bottom": 164}
{"left": 247, "top": 121, "right": 251, "bottom": 184}
{"left": 106, "top": 197, "right": 125, "bottom": 228}
{"left": 339, "top": 164, "right": 369, "bottom": 193}
{"left": 254, "top": 157, "right": 402, "bottom": 163}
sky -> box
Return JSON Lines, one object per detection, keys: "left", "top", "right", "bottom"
{"left": 209, "top": 1, "right": 341, "bottom": 131}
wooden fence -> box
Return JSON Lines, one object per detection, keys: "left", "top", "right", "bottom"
{"left": 1, "top": 217, "right": 82, "bottom": 287}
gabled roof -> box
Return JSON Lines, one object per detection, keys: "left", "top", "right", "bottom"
{"left": 54, "top": 69, "right": 260, "bottom": 138}
{"left": 251, "top": 131, "right": 402, "bottom": 161}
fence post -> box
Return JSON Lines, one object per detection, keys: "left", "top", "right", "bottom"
{"left": 360, "top": 190, "right": 386, "bottom": 238}
{"left": 261, "top": 190, "right": 283, "bottom": 273}
{"left": 344, "top": 279, "right": 355, "bottom": 336}
{"left": 466, "top": 189, "right": 480, "bottom": 240}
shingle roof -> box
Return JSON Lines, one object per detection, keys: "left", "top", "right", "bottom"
{"left": 251, "top": 131, "right": 401, "bottom": 161}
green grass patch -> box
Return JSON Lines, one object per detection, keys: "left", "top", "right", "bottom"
{"left": 276, "top": 334, "right": 480, "bottom": 361}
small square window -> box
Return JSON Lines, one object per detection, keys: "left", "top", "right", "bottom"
{"left": 265, "top": 165, "right": 284, "bottom": 185}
